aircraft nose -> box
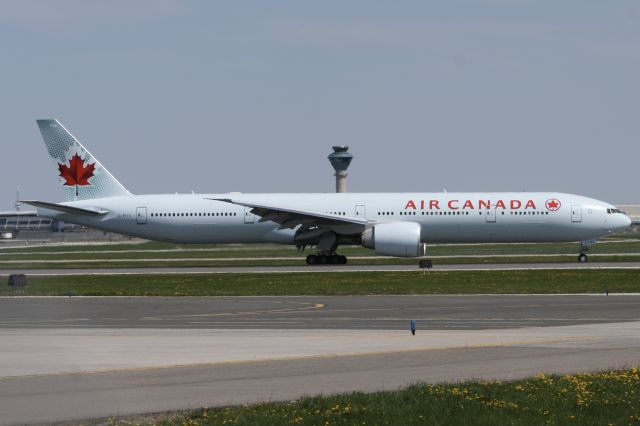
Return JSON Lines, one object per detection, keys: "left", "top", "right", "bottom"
{"left": 622, "top": 214, "right": 632, "bottom": 228}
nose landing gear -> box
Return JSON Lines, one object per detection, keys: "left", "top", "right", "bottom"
{"left": 577, "top": 239, "right": 597, "bottom": 263}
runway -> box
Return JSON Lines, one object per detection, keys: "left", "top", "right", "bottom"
{"left": 1, "top": 295, "right": 639, "bottom": 330}
{"left": 2, "top": 260, "right": 640, "bottom": 276}
{"left": 1, "top": 295, "right": 640, "bottom": 424}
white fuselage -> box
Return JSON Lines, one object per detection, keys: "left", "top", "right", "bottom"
{"left": 36, "top": 192, "right": 631, "bottom": 245}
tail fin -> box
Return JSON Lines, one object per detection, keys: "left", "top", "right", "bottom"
{"left": 36, "top": 119, "right": 131, "bottom": 201}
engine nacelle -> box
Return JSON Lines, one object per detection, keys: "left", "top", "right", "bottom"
{"left": 361, "top": 222, "right": 426, "bottom": 257}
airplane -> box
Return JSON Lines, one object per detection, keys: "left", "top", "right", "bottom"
{"left": 21, "top": 119, "right": 631, "bottom": 264}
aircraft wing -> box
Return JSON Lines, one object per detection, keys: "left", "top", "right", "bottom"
{"left": 208, "top": 198, "right": 369, "bottom": 230}
{"left": 20, "top": 201, "right": 109, "bottom": 217}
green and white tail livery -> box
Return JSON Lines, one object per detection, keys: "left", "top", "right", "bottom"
{"left": 36, "top": 119, "right": 131, "bottom": 201}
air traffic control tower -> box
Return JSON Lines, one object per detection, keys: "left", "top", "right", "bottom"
{"left": 328, "top": 146, "right": 353, "bottom": 193}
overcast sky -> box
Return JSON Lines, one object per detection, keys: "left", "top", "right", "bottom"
{"left": 1, "top": 0, "right": 639, "bottom": 209}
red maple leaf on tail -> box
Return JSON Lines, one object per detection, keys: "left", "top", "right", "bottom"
{"left": 58, "top": 153, "right": 96, "bottom": 196}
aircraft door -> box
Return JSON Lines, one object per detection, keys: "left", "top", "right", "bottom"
{"left": 485, "top": 207, "right": 496, "bottom": 223}
{"left": 355, "top": 205, "right": 366, "bottom": 218}
{"left": 136, "top": 207, "right": 147, "bottom": 225}
{"left": 571, "top": 205, "right": 582, "bottom": 223}
{"left": 244, "top": 207, "right": 255, "bottom": 224}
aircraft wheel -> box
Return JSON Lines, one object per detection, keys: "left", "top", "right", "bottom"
{"left": 317, "top": 255, "right": 329, "bottom": 265}
{"left": 306, "top": 255, "right": 318, "bottom": 265}
{"left": 578, "top": 253, "right": 588, "bottom": 263}
{"left": 330, "top": 255, "right": 347, "bottom": 265}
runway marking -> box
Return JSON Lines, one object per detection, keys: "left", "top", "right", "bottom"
{"left": 141, "top": 302, "right": 326, "bottom": 320}
{"left": 0, "top": 336, "right": 592, "bottom": 381}
{"left": 4, "top": 293, "right": 640, "bottom": 298}
{"left": 3, "top": 262, "right": 640, "bottom": 276}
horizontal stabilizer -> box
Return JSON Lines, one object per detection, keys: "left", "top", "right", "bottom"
{"left": 19, "top": 200, "right": 109, "bottom": 216}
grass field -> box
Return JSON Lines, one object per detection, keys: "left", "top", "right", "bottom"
{"left": 1, "top": 235, "right": 640, "bottom": 269}
{"left": 2, "top": 269, "right": 638, "bottom": 296}
{"left": 111, "top": 369, "right": 640, "bottom": 426}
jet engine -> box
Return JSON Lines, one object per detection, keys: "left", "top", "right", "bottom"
{"left": 361, "top": 222, "right": 426, "bottom": 257}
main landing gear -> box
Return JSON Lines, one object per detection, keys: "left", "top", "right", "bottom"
{"left": 303, "top": 232, "right": 348, "bottom": 265}
{"left": 306, "top": 254, "right": 347, "bottom": 265}
{"left": 578, "top": 253, "right": 588, "bottom": 263}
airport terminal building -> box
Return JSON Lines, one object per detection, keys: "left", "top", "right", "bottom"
{"left": 0, "top": 210, "right": 128, "bottom": 243}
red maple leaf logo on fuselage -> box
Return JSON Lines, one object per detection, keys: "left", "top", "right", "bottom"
{"left": 58, "top": 153, "right": 96, "bottom": 196}
{"left": 545, "top": 198, "right": 561, "bottom": 211}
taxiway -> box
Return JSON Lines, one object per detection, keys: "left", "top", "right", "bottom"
{"left": 0, "top": 295, "right": 639, "bottom": 424}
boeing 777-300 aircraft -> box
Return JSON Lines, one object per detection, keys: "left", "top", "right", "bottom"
{"left": 22, "top": 119, "right": 631, "bottom": 264}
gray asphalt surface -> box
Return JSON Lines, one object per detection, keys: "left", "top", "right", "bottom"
{"left": 2, "top": 295, "right": 639, "bottom": 424}
{"left": 2, "top": 295, "right": 639, "bottom": 330}
{"left": 2, "top": 261, "right": 640, "bottom": 276}
{"left": 3, "top": 344, "right": 639, "bottom": 425}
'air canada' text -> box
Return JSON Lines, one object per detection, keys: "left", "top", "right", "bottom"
{"left": 404, "top": 199, "right": 538, "bottom": 210}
